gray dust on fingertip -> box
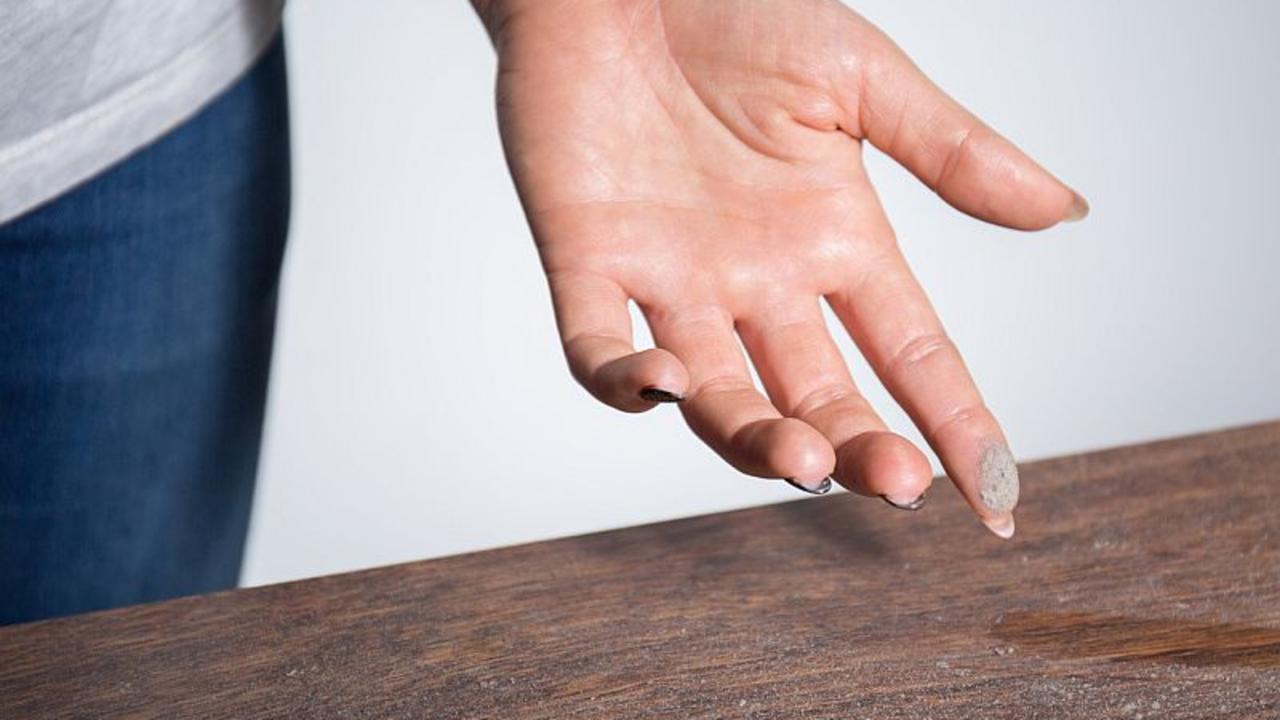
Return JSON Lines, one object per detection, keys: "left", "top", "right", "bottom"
{"left": 979, "top": 443, "right": 1020, "bottom": 513}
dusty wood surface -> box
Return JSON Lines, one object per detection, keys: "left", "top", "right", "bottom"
{"left": 2, "top": 423, "right": 1279, "bottom": 718}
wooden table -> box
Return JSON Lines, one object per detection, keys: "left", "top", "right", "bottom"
{"left": 2, "top": 423, "right": 1278, "bottom": 718}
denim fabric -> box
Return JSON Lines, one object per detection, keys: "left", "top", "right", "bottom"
{"left": 0, "top": 35, "right": 290, "bottom": 624}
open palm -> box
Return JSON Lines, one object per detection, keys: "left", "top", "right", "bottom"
{"left": 478, "top": 0, "right": 1086, "bottom": 537}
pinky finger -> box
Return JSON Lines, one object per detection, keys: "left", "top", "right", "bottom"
{"left": 549, "top": 270, "right": 689, "bottom": 412}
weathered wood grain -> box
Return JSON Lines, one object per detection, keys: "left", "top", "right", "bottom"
{"left": 2, "top": 422, "right": 1279, "bottom": 718}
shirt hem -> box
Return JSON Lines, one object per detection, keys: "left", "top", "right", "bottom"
{"left": 0, "top": 1, "right": 286, "bottom": 226}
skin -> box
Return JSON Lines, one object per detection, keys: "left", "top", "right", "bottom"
{"left": 471, "top": 0, "right": 1088, "bottom": 537}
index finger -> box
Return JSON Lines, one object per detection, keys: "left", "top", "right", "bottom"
{"left": 828, "top": 248, "right": 1019, "bottom": 538}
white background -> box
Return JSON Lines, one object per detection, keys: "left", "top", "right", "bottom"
{"left": 242, "top": 0, "right": 1280, "bottom": 586}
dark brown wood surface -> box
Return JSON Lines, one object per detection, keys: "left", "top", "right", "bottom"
{"left": 3, "top": 423, "right": 1279, "bottom": 718}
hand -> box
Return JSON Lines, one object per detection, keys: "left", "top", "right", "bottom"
{"left": 473, "top": 0, "right": 1086, "bottom": 537}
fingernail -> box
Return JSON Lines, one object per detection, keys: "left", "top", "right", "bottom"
{"left": 979, "top": 443, "right": 1020, "bottom": 514}
{"left": 639, "top": 387, "right": 684, "bottom": 403}
{"left": 784, "top": 475, "right": 832, "bottom": 495}
{"left": 880, "top": 492, "right": 926, "bottom": 511}
{"left": 982, "top": 513, "right": 1016, "bottom": 539}
{"left": 1062, "top": 191, "right": 1090, "bottom": 223}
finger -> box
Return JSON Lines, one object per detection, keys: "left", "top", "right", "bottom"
{"left": 845, "top": 26, "right": 1088, "bottom": 230}
{"left": 644, "top": 303, "right": 834, "bottom": 488}
{"left": 736, "top": 300, "right": 933, "bottom": 507}
{"left": 549, "top": 270, "right": 689, "bottom": 412}
{"left": 827, "top": 248, "right": 1019, "bottom": 538}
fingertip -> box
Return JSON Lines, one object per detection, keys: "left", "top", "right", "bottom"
{"left": 637, "top": 347, "right": 691, "bottom": 398}
{"left": 1016, "top": 184, "right": 1088, "bottom": 230}
{"left": 931, "top": 417, "right": 1022, "bottom": 536}
{"left": 982, "top": 513, "right": 1016, "bottom": 539}
{"left": 752, "top": 417, "right": 836, "bottom": 484}
{"left": 945, "top": 129, "right": 1082, "bottom": 231}
{"left": 593, "top": 348, "right": 690, "bottom": 413}
{"left": 833, "top": 431, "right": 933, "bottom": 502}
{"left": 1061, "top": 190, "right": 1090, "bottom": 223}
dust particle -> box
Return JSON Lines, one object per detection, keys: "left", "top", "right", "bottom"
{"left": 979, "top": 443, "right": 1020, "bottom": 512}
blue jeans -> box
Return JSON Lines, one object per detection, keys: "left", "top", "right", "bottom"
{"left": 0, "top": 36, "right": 290, "bottom": 624}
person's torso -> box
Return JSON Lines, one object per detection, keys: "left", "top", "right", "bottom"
{"left": 0, "top": 0, "right": 285, "bottom": 224}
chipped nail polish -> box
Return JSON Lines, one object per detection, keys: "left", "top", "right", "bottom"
{"left": 1062, "top": 191, "right": 1090, "bottom": 223}
{"left": 881, "top": 492, "right": 927, "bottom": 511}
{"left": 639, "top": 387, "right": 684, "bottom": 403}
{"left": 784, "top": 475, "right": 832, "bottom": 496}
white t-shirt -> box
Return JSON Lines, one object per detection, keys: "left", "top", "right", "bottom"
{"left": 0, "top": 0, "right": 286, "bottom": 224}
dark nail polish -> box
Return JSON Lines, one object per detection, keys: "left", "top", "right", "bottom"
{"left": 639, "top": 387, "right": 684, "bottom": 403}
{"left": 785, "top": 475, "right": 833, "bottom": 495}
{"left": 880, "top": 492, "right": 927, "bottom": 511}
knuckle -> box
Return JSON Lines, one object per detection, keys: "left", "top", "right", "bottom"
{"left": 932, "top": 121, "right": 983, "bottom": 194}
{"left": 692, "top": 374, "right": 756, "bottom": 402}
{"left": 791, "top": 383, "right": 868, "bottom": 419}
{"left": 926, "top": 402, "right": 991, "bottom": 445}
{"left": 883, "top": 332, "right": 956, "bottom": 380}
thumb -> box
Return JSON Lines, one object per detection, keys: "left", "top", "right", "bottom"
{"left": 846, "top": 26, "right": 1088, "bottom": 230}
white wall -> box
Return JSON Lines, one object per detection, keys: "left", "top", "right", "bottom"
{"left": 242, "top": 0, "right": 1280, "bottom": 586}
